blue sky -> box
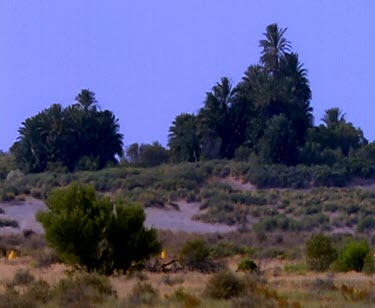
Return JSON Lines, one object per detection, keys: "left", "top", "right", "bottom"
{"left": 1, "top": 1, "right": 374, "bottom": 151}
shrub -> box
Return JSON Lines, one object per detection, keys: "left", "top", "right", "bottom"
{"left": 37, "top": 183, "right": 161, "bottom": 275}
{"left": 0, "top": 218, "right": 18, "bottom": 228}
{"left": 305, "top": 234, "right": 337, "bottom": 271}
{"left": 357, "top": 216, "right": 375, "bottom": 233}
{"left": 9, "top": 269, "right": 35, "bottom": 287}
{"left": 231, "top": 293, "right": 277, "bottom": 308}
{"left": 53, "top": 272, "right": 115, "bottom": 306}
{"left": 253, "top": 215, "right": 301, "bottom": 233}
{"left": 205, "top": 270, "right": 244, "bottom": 299}
{"left": 210, "top": 241, "right": 238, "bottom": 258}
{"left": 363, "top": 253, "right": 375, "bottom": 275}
{"left": 310, "top": 277, "right": 336, "bottom": 295}
{"left": 173, "top": 288, "right": 201, "bottom": 308}
{"left": 237, "top": 259, "right": 258, "bottom": 272}
{"left": 179, "top": 238, "right": 213, "bottom": 271}
{"left": 26, "top": 280, "right": 51, "bottom": 304}
{"left": 335, "top": 239, "right": 370, "bottom": 272}
{"left": 124, "top": 282, "right": 159, "bottom": 307}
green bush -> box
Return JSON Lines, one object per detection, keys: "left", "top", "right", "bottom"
{"left": 362, "top": 253, "right": 375, "bottom": 275}
{"left": 205, "top": 270, "right": 244, "bottom": 299}
{"left": 335, "top": 239, "right": 370, "bottom": 272}
{"left": 179, "top": 238, "right": 214, "bottom": 272}
{"left": 253, "top": 215, "right": 301, "bottom": 233}
{"left": 237, "top": 259, "right": 257, "bottom": 272}
{"left": 37, "top": 183, "right": 161, "bottom": 275}
{"left": 305, "top": 233, "right": 337, "bottom": 271}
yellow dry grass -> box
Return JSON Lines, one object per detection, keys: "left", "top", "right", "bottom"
{"left": 0, "top": 255, "right": 374, "bottom": 307}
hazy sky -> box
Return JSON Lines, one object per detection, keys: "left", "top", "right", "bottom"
{"left": 1, "top": 1, "right": 374, "bottom": 151}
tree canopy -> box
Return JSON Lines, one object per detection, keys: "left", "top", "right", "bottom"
{"left": 11, "top": 89, "right": 123, "bottom": 173}
{"left": 169, "top": 23, "right": 367, "bottom": 167}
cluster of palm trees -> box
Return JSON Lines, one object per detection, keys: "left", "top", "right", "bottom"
{"left": 11, "top": 90, "right": 123, "bottom": 172}
{"left": 168, "top": 24, "right": 366, "bottom": 165}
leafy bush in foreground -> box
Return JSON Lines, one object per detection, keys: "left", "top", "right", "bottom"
{"left": 37, "top": 183, "right": 161, "bottom": 275}
{"left": 334, "top": 239, "right": 370, "bottom": 272}
{"left": 305, "top": 233, "right": 337, "bottom": 271}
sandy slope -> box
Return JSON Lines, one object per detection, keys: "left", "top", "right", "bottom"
{"left": 0, "top": 198, "right": 235, "bottom": 235}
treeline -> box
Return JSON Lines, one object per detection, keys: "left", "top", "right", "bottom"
{"left": 168, "top": 23, "right": 368, "bottom": 166}
{"left": 2, "top": 23, "right": 374, "bottom": 178}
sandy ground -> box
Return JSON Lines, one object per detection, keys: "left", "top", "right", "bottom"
{"left": 0, "top": 198, "right": 46, "bottom": 235}
{"left": 144, "top": 201, "right": 236, "bottom": 233}
{"left": 0, "top": 198, "right": 236, "bottom": 235}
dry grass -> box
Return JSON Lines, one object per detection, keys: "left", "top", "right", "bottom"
{"left": 0, "top": 255, "right": 374, "bottom": 307}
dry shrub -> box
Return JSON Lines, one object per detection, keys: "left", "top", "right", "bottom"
{"left": 232, "top": 293, "right": 277, "bottom": 308}
{"left": 8, "top": 269, "right": 35, "bottom": 287}
{"left": 122, "top": 282, "right": 159, "bottom": 307}
{"left": 160, "top": 274, "right": 184, "bottom": 286}
{"left": 26, "top": 280, "right": 51, "bottom": 304}
{"left": 205, "top": 270, "right": 244, "bottom": 299}
{"left": 52, "top": 272, "right": 116, "bottom": 308}
{"left": 173, "top": 288, "right": 201, "bottom": 308}
{"left": 310, "top": 278, "right": 336, "bottom": 295}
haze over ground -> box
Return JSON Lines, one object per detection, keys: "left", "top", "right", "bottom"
{"left": 1, "top": 1, "right": 374, "bottom": 151}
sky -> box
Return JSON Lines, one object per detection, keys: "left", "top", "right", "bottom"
{"left": 1, "top": 1, "right": 374, "bottom": 151}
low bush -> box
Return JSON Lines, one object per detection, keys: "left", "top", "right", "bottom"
{"left": 173, "top": 288, "right": 201, "bottom": 308}
{"left": 253, "top": 215, "right": 301, "bottom": 233}
{"left": 305, "top": 234, "right": 337, "bottom": 271}
{"left": 123, "top": 282, "right": 159, "bottom": 307}
{"left": 363, "top": 253, "right": 375, "bottom": 275}
{"left": 0, "top": 218, "right": 18, "bottom": 228}
{"left": 9, "top": 269, "right": 35, "bottom": 287}
{"left": 205, "top": 270, "right": 244, "bottom": 299}
{"left": 310, "top": 277, "right": 336, "bottom": 295}
{"left": 52, "top": 272, "right": 116, "bottom": 307}
{"left": 334, "top": 239, "right": 370, "bottom": 272}
{"left": 357, "top": 216, "right": 375, "bottom": 233}
{"left": 237, "top": 259, "right": 258, "bottom": 272}
{"left": 179, "top": 238, "right": 220, "bottom": 272}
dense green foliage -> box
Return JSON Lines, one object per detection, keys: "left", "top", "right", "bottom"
{"left": 11, "top": 89, "right": 123, "bottom": 173}
{"left": 305, "top": 234, "right": 337, "bottom": 271}
{"left": 169, "top": 24, "right": 370, "bottom": 169}
{"left": 125, "top": 141, "right": 169, "bottom": 167}
{"left": 334, "top": 239, "right": 370, "bottom": 272}
{"left": 37, "top": 184, "right": 161, "bottom": 275}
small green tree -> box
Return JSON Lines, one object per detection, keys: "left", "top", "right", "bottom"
{"left": 305, "top": 233, "right": 337, "bottom": 271}
{"left": 36, "top": 184, "right": 161, "bottom": 275}
{"left": 335, "top": 239, "right": 370, "bottom": 272}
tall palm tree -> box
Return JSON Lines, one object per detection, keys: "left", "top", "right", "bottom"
{"left": 168, "top": 113, "right": 200, "bottom": 162}
{"left": 259, "top": 23, "right": 291, "bottom": 76}
{"left": 198, "top": 77, "right": 235, "bottom": 158}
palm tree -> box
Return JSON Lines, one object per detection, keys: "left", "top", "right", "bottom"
{"left": 168, "top": 113, "right": 200, "bottom": 162}
{"left": 259, "top": 23, "right": 291, "bottom": 76}
{"left": 74, "top": 89, "right": 98, "bottom": 112}
{"left": 322, "top": 108, "right": 346, "bottom": 129}
{"left": 198, "top": 77, "right": 236, "bottom": 158}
